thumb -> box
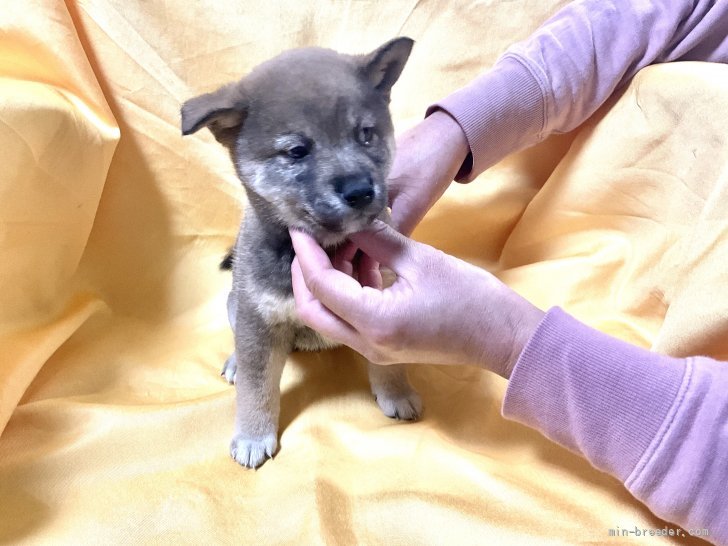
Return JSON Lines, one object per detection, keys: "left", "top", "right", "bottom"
{"left": 348, "top": 220, "right": 416, "bottom": 275}
{"left": 290, "top": 228, "right": 374, "bottom": 323}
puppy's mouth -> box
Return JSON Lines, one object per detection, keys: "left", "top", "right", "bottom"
{"left": 298, "top": 203, "right": 384, "bottom": 245}
{"left": 317, "top": 218, "right": 345, "bottom": 234}
{"left": 313, "top": 209, "right": 381, "bottom": 233}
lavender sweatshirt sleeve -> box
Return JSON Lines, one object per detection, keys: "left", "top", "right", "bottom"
{"left": 427, "top": 1, "right": 728, "bottom": 541}
{"left": 503, "top": 309, "right": 728, "bottom": 543}
{"left": 431, "top": 0, "right": 728, "bottom": 181}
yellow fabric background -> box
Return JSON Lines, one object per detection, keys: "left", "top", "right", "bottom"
{"left": 1, "top": 1, "right": 725, "bottom": 544}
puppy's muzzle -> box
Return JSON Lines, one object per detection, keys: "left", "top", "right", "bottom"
{"left": 335, "top": 174, "right": 375, "bottom": 210}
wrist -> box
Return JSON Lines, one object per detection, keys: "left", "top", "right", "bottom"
{"left": 469, "top": 279, "right": 545, "bottom": 379}
{"left": 388, "top": 110, "right": 471, "bottom": 235}
{"left": 501, "top": 299, "right": 545, "bottom": 379}
{"left": 423, "top": 109, "right": 471, "bottom": 181}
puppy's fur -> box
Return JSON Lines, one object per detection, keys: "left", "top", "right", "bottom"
{"left": 181, "top": 38, "right": 421, "bottom": 468}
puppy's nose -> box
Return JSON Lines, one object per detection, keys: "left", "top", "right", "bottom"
{"left": 335, "top": 175, "right": 374, "bottom": 210}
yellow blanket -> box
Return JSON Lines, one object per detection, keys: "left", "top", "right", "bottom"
{"left": 1, "top": 1, "right": 725, "bottom": 544}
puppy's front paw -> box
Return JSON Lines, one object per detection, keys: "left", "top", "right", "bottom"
{"left": 230, "top": 433, "right": 277, "bottom": 469}
{"left": 221, "top": 353, "right": 236, "bottom": 384}
{"left": 374, "top": 389, "right": 423, "bottom": 421}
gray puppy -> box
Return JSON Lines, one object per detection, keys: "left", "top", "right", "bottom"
{"left": 181, "top": 38, "right": 421, "bottom": 469}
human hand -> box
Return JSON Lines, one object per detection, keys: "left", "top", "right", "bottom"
{"left": 387, "top": 109, "right": 471, "bottom": 236}
{"left": 291, "top": 221, "right": 544, "bottom": 379}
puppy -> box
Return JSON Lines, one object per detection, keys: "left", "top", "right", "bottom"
{"left": 181, "top": 38, "right": 421, "bottom": 469}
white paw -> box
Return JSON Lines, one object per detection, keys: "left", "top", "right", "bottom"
{"left": 230, "top": 433, "right": 277, "bottom": 469}
{"left": 221, "top": 353, "right": 236, "bottom": 384}
{"left": 374, "top": 390, "right": 423, "bottom": 421}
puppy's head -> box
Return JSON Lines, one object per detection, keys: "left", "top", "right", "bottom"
{"left": 181, "top": 38, "right": 413, "bottom": 246}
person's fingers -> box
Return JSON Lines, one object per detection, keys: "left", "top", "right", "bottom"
{"left": 290, "top": 229, "right": 375, "bottom": 322}
{"left": 289, "top": 229, "right": 336, "bottom": 271}
{"left": 348, "top": 220, "right": 417, "bottom": 274}
{"left": 357, "top": 254, "right": 382, "bottom": 289}
{"left": 290, "top": 257, "right": 362, "bottom": 347}
{"left": 332, "top": 241, "right": 358, "bottom": 276}
{"left": 331, "top": 239, "right": 383, "bottom": 287}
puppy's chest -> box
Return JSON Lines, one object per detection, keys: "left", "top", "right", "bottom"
{"left": 254, "top": 290, "right": 338, "bottom": 351}
{"left": 254, "top": 290, "right": 298, "bottom": 325}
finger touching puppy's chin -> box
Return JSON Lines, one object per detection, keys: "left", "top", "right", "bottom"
{"left": 292, "top": 223, "right": 348, "bottom": 248}
{"left": 289, "top": 221, "right": 369, "bottom": 249}
{"left": 287, "top": 209, "right": 384, "bottom": 248}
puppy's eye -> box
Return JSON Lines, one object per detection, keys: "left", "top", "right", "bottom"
{"left": 357, "top": 126, "right": 375, "bottom": 146}
{"left": 286, "top": 145, "right": 309, "bottom": 160}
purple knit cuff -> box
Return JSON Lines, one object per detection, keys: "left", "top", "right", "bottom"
{"left": 502, "top": 307, "right": 686, "bottom": 481}
{"left": 426, "top": 55, "right": 545, "bottom": 182}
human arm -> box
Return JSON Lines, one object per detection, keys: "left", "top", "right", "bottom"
{"left": 506, "top": 308, "right": 728, "bottom": 543}
{"left": 390, "top": 0, "right": 728, "bottom": 231}
{"left": 292, "top": 224, "right": 728, "bottom": 543}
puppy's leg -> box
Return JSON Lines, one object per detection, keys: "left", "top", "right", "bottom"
{"left": 229, "top": 297, "right": 291, "bottom": 468}
{"left": 222, "top": 353, "right": 237, "bottom": 384}
{"left": 368, "top": 363, "right": 422, "bottom": 421}
{"left": 221, "top": 290, "right": 237, "bottom": 384}
{"left": 231, "top": 342, "right": 287, "bottom": 468}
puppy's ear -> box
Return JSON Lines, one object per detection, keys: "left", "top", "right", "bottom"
{"left": 181, "top": 82, "right": 248, "bottom": 146}
{"left": 360, "top": 37, "right": 414, "bottom": 97}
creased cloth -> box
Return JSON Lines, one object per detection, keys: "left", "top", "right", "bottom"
{"left": 0, "top": 1, "right": 724, "bottom": 545}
